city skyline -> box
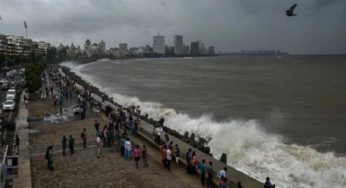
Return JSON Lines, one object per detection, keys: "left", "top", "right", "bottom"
{"left": 0, "top": 0, "right": 345, "bottom": 54}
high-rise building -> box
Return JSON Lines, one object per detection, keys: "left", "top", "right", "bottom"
{"left": 199, "top": 43, "right": 208, "bottom": 55}
{"left": 208, "top": 46, "right": 215, "bottom": 55}
{"left": 153, "top": 35, "right": 165, "bottom": 54}
{"left": 174, "top": 35, "right": 183, "bottom": 55}
{"left": 183, "top": 45, "right": 190, "bottom": 55}
{"left": 37, "top": 41, "right": 49, "bottom": 58}
{"left": 190, "top": 41, "right": 200, "bottom": 56}
{"left": 0, "top": 35, "right": 8, "bottom": 55}
{"left": 119, "top": 43, "right": 128, "bottom": 52}
{"left": 99, "top": 40, "right": 106, "bottom": 54}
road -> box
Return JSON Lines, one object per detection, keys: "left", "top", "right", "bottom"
{"left": 0, "top": 74, "right": 24, "bottom": 155}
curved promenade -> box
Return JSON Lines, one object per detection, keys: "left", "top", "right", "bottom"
{"left": 61, "top": 67, "right": 264, "bottom": 188}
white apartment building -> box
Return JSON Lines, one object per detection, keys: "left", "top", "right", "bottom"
{"left": 174, "top": 35, "right": 183, "bottom": 55}
{"left": 153, "top": 35, "right": 165, "bottom": 54}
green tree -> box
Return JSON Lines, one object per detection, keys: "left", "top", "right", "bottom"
{"left": 25, "top": 62, "right": 47, "bottom": 93}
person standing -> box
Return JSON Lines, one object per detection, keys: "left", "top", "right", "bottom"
{"left": 96, "top": 137, "right": 103, "bottom": 158}
{"left": 207, "top": 161, "right": 214, "bottom": 188}
{"left": 217, "top": 167, "right": 228, "bottom": 186}
{"left": 199, "top": 159, "right": 207, "bottom": 186}
{"left": 15, "top": 135, "right": 20, "bottom": 155}
{"left": 220, "top": 176, "right": 228, "bottom": 188}
{"left": 175, "top": 144, "right": 180, "bottom": 164}
{"left": 45, "top": 146, "right": 54, "bottom": 170}
{"left": 124, "top": 138, "right": 132, "bottom": 160}
{"left": 61, "top": 135, "right": 67, "bottom": 156}
{"left": 186, "top": 148, "right": 192, "bottom": 174}
{"left": 120, "top": 135, "right": 126, "bottom": 156}
{"left": 93, "top": 120, "right": 100, "bottom": 138}
{"left": 264, "top": 177, "right": 273, "bottom": 188}
{"left": 133, "top": 145, "right": 141, "bottom": 169}
{"left": 81, "top": 128, "right": 87, "bottom": 148}
{"left": 142, "top": 145, "right": 148, "bottom": 168}
{"left": 166, "top": 146, "right": 172, "bottom": 172}
{"left": 68, "top": 135, "right": 75, "bottom": 154}
{"left": 161, "top": 145, "right": 167, "bottom": 167}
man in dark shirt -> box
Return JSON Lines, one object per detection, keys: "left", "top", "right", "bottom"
{"left": 94, "top": 120, "right": 100, "bottom": 137}
{"left": 69, "top": 135, "right": 75, "bottom": 154}
{"left": 264, "top": 177, "right": 273, "bottom": 188}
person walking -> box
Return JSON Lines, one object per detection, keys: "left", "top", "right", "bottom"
{"left": 133, "top": 145, "right": 141, "bottom": 169}
{"left": 81, "top": 128, "right": 87, "bottom": 148}
{"left": 15, "top": 135, "right": 20, "bottom": 155}
{"left": 68, "top": 135, "right": 75, "bottom": 154}
{"left": 61, "top": 135, "right": 67, "bottom": 156}
{"left": 45, "top": 145, "right": 54, "bottom": 170}
{"left": 142, "top": 145, "right": 148, "bottom": 168}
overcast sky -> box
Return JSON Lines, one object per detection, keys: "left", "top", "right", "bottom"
{"left": 0, "top": 0, "right": 345, "bottom": 54}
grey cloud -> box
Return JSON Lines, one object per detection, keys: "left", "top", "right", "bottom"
{"left": 0, "top": 0, "right": 345, "bottom": 54}
{"left": 314, "top": 0, "right": 344, "bottom": 8}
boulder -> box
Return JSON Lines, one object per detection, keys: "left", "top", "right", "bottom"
{"left": 189, "top": 133, "right": 197, "bottom": 146}
{"left": 183, "top": 131, "right": 189, "bottom": 142}
{"left": 220, "top": 153, "right": 227, "bottom": 163}
{"left": 148, "top": 118, "right": 154, "bottom": 124}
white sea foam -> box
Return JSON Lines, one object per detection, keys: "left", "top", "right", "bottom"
{"left": 61, "top": 61, "right": 346, "bottom": 188}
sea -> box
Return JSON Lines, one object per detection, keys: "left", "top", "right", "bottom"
{"left": 62, "top": 55, "right": 346, "bottom": 188}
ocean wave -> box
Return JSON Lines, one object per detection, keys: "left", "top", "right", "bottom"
{"left": 61, "top": 61, "right": 346, "bottom": 188}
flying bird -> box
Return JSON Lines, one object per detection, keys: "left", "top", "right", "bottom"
{"left": 286, "top": 4, "right": 297, "bottom": 17}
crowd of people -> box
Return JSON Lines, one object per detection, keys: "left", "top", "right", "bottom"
{"left": 41, "top": 67, "right": 275, "bottom": 188}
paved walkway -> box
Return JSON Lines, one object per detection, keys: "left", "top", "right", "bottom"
{"left": 13, "top": 90, "right": 31, "bottom": 188}
{"left": 28, "top": 97, "right": 197, "bottom": 188}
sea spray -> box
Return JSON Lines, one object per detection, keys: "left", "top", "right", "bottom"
{"left": 61, "top": 61, "right": 346, "bottom": 188}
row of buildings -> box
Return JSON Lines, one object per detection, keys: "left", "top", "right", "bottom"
{"left": 0, "top": 33, "right": 216, "bottom": 63}
{"left": 78, "top": 35, "right": 215, "bottom": 59}
{"left": 153, "top": 35, "right": 215, "bottom": 56}
{"left": 0, "top": 34, "right": 49, "bottom": 61}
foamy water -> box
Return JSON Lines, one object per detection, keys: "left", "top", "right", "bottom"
{"left": 61, "top": 61, "right": 346, "bottom": 188}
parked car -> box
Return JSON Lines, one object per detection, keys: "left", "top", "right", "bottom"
{"left": 2, "top": 100, "right": 16, "bottom": 111}
{"left": 1, "top": 81, "right": 9, "bottom": 90}
{"left": 0, "top": 78, "right": 7, "bottom": 84}
{"left": 6, "top": 89, "right": 16, "bottom": 100}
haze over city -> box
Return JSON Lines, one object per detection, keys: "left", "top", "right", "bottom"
{"left": 0, "top": 0, "right": 345, "bottom": 54}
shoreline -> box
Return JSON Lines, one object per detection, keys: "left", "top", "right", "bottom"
{"left": 59, "top": 64, "right": 264, "bottom": 187}
{"left": 66, "top": 55, "right": 220, "bottom": 64}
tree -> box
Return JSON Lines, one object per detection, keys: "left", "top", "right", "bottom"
{"left": 47, "top": 46, "right": 57, "bottom": 62}
{"left": 25, "top": 62, "right": 47, "bottom": 93}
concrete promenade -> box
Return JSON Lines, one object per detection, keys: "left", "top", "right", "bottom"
{"left": 61, "top": 67, "right": 264, "bottom": 187}
{"left": 99, "top": 111, "right": 263, "bottom": 188}
{"left": 89, "top": 91, "right": 263, "bottom": 187}
{"left": 13, "top": 90, "right": 32, "bottom": 188}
